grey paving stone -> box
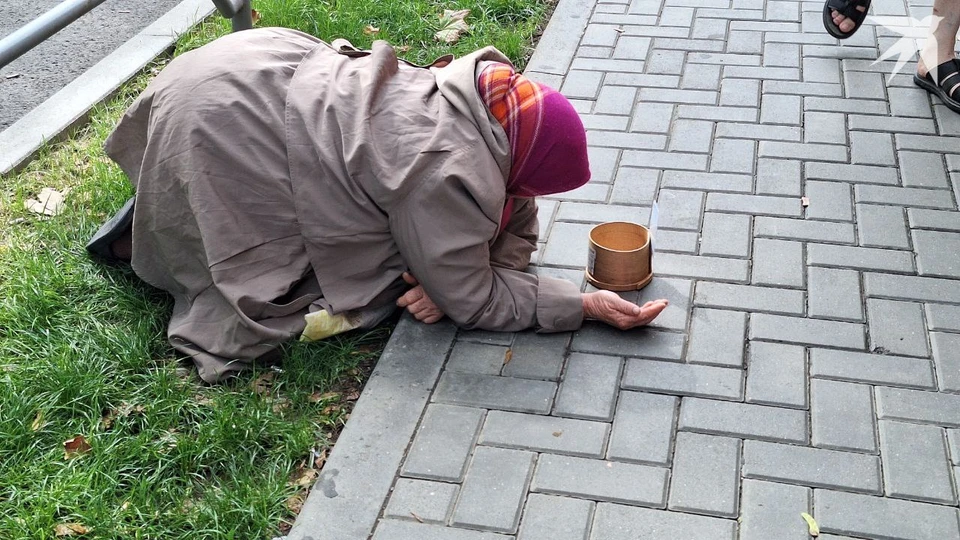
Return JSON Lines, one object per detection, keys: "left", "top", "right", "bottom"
{"left": 637, "top": 277, "right": 692, "bottom": 332}
{"left": 694, "top": 281, "right": 805, "bottom": 315}
{"left": 843, "top": 70, "right": 886, "bottom": 100}
{"left": 630, "top": 102, "right": 675, "bottom": 133}
{"left": 610, "top": 167, "right": 658, "bottom": 204}
{"left": 680, "top": 63, "right": 722, "bottom": 91}
{"left": 667, "top": 119, "right": 714, "bottom": 153}
{"left": 384, "top": 479, "right": 459, "bottom": 524}
{"left": 587, "top": 130, "right": 667, "bottom": 150}
{"left": 700, "top": 213, "right": 752, "bottom": 257}
{"left": 623, "top": 359, "right": 743, "bottom": 400}
{"left": 726, "top": 65, "right": 800, "bottom": 80}
{"left": 686, "top": 308, "right": 747, "bottom": 367}
{"left": 452, "top": 446, "right": 535, "bottom": 533}
{"left": 541, "top": 221, "right": 594, "bottom": 268}
{"left": 719, "top": 78, "right": 760, "bottom": 107}
{"left": 710, "top": 138, "right": 756, "bottom": 174}
{"left": 742, "top": 440, "right": 881, "bottom": 493}
{"left": 591, "top": 502, "right": 737, "bottom": 540}
{"left": 714, "top": 122, "right": 802, "bottom": 142}
{"left": 807, "top": 244, "right": 915, "bottom": 273}
{"left": 950, "top": 429, "right": 960, "bottom": 465}
{"left": 866, "top": 299, "right": 930, "bottom": 357}
{"left": 550, "top": 182, "right": 609, "bottom": 202}
{"left": 554, "top": 353, "right": 622, "bottom": 421}
{"left": 655, "top": 37, "right": 725, "bottom": 53}
{"left": 805, "top": 96, "right": 888, "bottom": 115}
{"left": 764, "top": 80, "right": 842, "bottom": 97}
{"left": 372, "top": 520, "right": 513, "bottom": 540}
{"left": 595, "top": 85, "right": 638, "bottom": 115}
{"left": 676, "top": 104, "right": 758, "bottom": 123}
{"left": 727, "top": 29, "right": 763, "bottom": 53}
{"left": 746, "top": 341, "right": 806, "bottom": 408}
{"left": 707, "top": 193, "right": 801, "bottom": 217}
{"left": 754, "top": 216, "right": 856, "bottom": 243}
{"left": 811, "top": 347, "right": 935, "bottom": 390}
{"left": 613, "top": 36, "right": 651, "bottom": 60}
{"left": 531, "top": 454, "right": 668, "bottom": 506}
{"left": 575, "top": 45, "right": 612, "bottom": 59}
{"left": 561, "top": 70, "right": 604, "bottom": 100}
{"left": 804, "top": 111, "right": 847, "bottom": 144}
{"left": 660, "top": 171, "right": 752, "bottom": 193}
{"left": 761, "top": 93, "right": 802, "bottom": 125}
{"left": 807, "top": 267, "right": 863, "bottom": 321}
{"left": 480, "top": 410, "right": 608, "bottom": 458}
{"left": 501, "top": 331, "right": 568, "bottom": 381}
{"left": 740, "top": 480, "right": 812, "bottom": 540}
{"left": 750, "top": 314, "right": 866, "bottom": 349}
{"left": 668, "top": 432, "right": 741, "bottom": 517}
{"left": 654, "top": 252, "right": 751, "bottom": 281}
{"left": 572, "top": 323, "right": 684, "bottom": 360}
{"left": 848, "top": 115, "right": 937, "bottom": 134}
{"left": 752, "top": 238, "right": 804, "bottom": 288}
{"left": 581, "top": 114, "right": 630, "bottom": 131}
{"left": 763, "top": 42, "right": 800, "bottom": 68}
{"left": 806, "top": 162, "right": 899, "bottom": 185}
{"left": 516, "top": 494, "right": 594, "bottom": 540}
{"left": 876, "top": 386, "right": 960, "bottom": 428}
{"left": 855, "top": 185, "right": 955, "bottom": 209}
{"left": 810, "top": 378, "right": 877, "bottom": 453}
{"left": 653, "top": 229, "right": 701, "bottom": 254}
{"left": 851, "top": 131, "right": 896, "bottom": 166}
{"left": 931, "top": 333, "right": 960, "bottom": 393}
{"left": 899, "top": 150, "right": 949, "bottom": 188}
{"left": 857, "top": 204, "right": 910, "bottom": 249}
{"left": 914, "top": 230, "right": 960, "bottom": 278}
{"left": 803, "top": 181, "right": 852, "bottom": 221}
{"left": 656, "top": 189, "right": 704, "bottom": 230}
{"left": 581, "top": 23, "right": 621, "bottom": 47}
{"left": 879, "top": 420, "right": 957, "bottom": 504}
{"left": 458, "top": 329, "right": 515, "bottom": 346}
{"left": 556, "top": 202, "right": 646, "bottom": 223}
{"left": 692, "top": 16, "right": 729, "bottom": 40}
{"left": 888, "top": 86, "right": 933, "bottom": 118}
{"left": 758, "top": 140, "right": 848, "bottom": 161}
{"left": 908, "top": 208, "right": 960, "bottom": 232}
{"left": 645, "top": 49, "right": 686, "bottom": 76}
{"left": 802, "top": 56, "right": 841, "bottom": 83}
{"left": 926, "top": 304, "right": 960, "bottom": 332}
{"left": 679, "top": 397, "right": 807, "bottom": 443}
{"left": 447, "top": 342, "right": 511, "bottom": 375}
{"left": 432, "top": 372, "right": 556, "bottom": 414}
{"left": 814, "top": 489, "right": 960, "bottom": 540}
{"left": 865, "top": 272, "right": 960, "bottom": 303}
{"left": 607, "top": 391, "right": 678, "bottom": 465}
{"left": 756, "top": 158, "right": 802, "bottom": 196}
{"left": 588, "top": 146, "right": 621, "bottom": 184}
{"left": 621, "top": 150, "right": 710, "bottom": 171}
{"left": 402, "top": 404, "right": 485, "bottom": 482}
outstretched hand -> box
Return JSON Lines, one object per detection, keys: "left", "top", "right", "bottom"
{"left": 396, "top": 272, "right": 445, "bottom": 324}
{"left": 582, "top": 290, "right": 669, "bottom": 330}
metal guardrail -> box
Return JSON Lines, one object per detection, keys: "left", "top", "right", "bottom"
{"left": 0, "top": 0, "right": 253, "bottom": 70}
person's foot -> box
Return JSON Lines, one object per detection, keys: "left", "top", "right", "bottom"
{"left": 917, "top": 56, "right": 958, "bottom": 79}
{"left": 831, "top": 4, "right": 867, "bottom": 34}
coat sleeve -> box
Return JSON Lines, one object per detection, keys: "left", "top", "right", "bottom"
{"left": 489, "top": 197, "right": 538, "bottom": 271}
{"left": 388, "top": 153, "right": 582, "bottom": 333}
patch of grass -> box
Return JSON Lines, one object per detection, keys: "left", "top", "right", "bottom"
{"left": 0, "top": 0, "right": 551, "bottom": 538}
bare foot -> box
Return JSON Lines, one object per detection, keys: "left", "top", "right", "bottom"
{"left": 917, "top": 56, "right": 958, "bottom": 79}
{"left": 831, "top": 4, "right": 867, "bottom": 34}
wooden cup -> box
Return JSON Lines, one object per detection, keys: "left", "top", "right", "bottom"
{"left": 585, "top": 221, "right": 654, "bottom": 291}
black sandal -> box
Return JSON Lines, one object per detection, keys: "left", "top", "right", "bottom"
{"left": 914, "top": 59, "right": 960, "bottom": 115}
{"left": 86, "top": 196, "right": 135, "bottom": 261}
{"left": 822, "top": 0, "right": 871, "bottom": 39}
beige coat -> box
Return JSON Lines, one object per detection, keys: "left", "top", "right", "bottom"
{"left": 105, "top": 28, "right": 583, "bottom": 382}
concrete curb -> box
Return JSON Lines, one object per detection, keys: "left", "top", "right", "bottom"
{"left": 286, "top": 0, "right": 589, "bottom": 537}
{"left": 0, "top": 0, "right": 215, "bottom": 175}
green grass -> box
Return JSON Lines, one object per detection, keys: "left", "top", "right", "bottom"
{"left": 0, "top": 0, "right": 552, "bottom": 538}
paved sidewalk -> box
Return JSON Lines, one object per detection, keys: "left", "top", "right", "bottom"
{"left": 291, "top": 0, "right": 960, "bottom": 538}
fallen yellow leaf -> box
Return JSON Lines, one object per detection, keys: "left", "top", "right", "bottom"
{"left": 503, "top": 349, "right": 513, "bottom": 365}
{"left": 63, "top": 435, "right": 91, "bottom": 459}
{"left": 363, "top": 24, "right": 380, "bottom": 35}
{"left": 801, "top": 512, "right": 819, "bottom": 537}
{"left": 435, "top": 9, "right": 470, "bottom": 44}
{"left": 54, "top": 522, "right": 90, "bottom": 536}
{"left": 31, "top": 410, "right": 44, "bottom": 431}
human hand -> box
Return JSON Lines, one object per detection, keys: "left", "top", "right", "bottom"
{"left": 396, "top": 272, "right": 445, "bottom": 324}
{"left": 582, "top": 291, "right": 669, "bottom": 330}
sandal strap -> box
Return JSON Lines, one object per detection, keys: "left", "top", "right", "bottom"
{"left": 825, "top": 0, "right": 869, "bottom": 19}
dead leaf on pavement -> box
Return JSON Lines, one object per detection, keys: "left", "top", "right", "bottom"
{"left": 363, "top": 24, "right": 380, "bottom": 35}
{"left": 63, "top": 435, "right": 92, "bottom": 459}
{"left": 54, "top": 523, "right": 91, "bottom": 536}
{"left": 25, "top": 187, "right": 68, "bottom": 216}
{"left": 552, "top": 431, "right": 563, "bottom": 437}
{"left": 503, "top": 349, "right": 513, "bottom": 365}
{"left": 435, "top": 9, "right": 470, "bottom": 44}
{"left": 800, "top": 512, "right": 819, "bottom": 537}
{"left": 252, "top": 372, "right": 275, "bottom": 395}
{"left": 31, "top": 410, "right": 45, "bottom": 431}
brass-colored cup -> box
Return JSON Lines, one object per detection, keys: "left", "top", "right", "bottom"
{"left": 585, "top": 221, "right": 653, "bottom": 291}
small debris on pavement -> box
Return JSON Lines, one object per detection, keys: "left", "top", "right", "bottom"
{"left": 801, "top": 196, "right": 810, "bottom": 208}
{"left": 801, "top": 512, "right": 820, "bottom": 537}
{"left": 503, "top": 349, "right": 513, "bottom": 365}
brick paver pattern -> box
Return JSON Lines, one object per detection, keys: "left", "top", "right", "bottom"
{"left": 364, "top": 0, "right": 960, "bottom": 538}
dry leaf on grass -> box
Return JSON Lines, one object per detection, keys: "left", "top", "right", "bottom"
{"left": 395, "top": 44, "right": 412, "bottom": 53}
{"left": 251, "top": 9, "right": 261, "bottom": 24}
{"left": 63, "top": 435, "right": 92, "bottom": 459}
{"left": 344, "top": 390, "right": 361, "bottom": 401}
{"left": 363, "top": 24, "right": 380, "bottom": 35}
{"left": 800, "top": 512, "right": 819, "bottom": 537}
{"left": 31, "top": 410, "right": 45, "bottom": 431}
{"left": 25, "top": 187, "right": 68, "bottom": 216}
{"left": 54, "top": 523, "right": 91, "bottom": 536}
{"left": 309, "top": 391, "right": 340, "bottom": 403}
{"left": 291, "top": 468, "right": 319, "bottom": 488}
{"left": 286, "top": 493, "right": 306, "bottom": 514}
{"left": 252, "top": 372, "right": 275, "bottom": 395}
{"left": 434, "top": 9, "right": 470, "bottom": 44}
{"left": 313, "top": 448, "right": 329, "bottom": 469}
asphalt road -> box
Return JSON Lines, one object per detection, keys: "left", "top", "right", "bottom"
{"left": 0, "top": 0, "right": 186, "bottom": 131}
